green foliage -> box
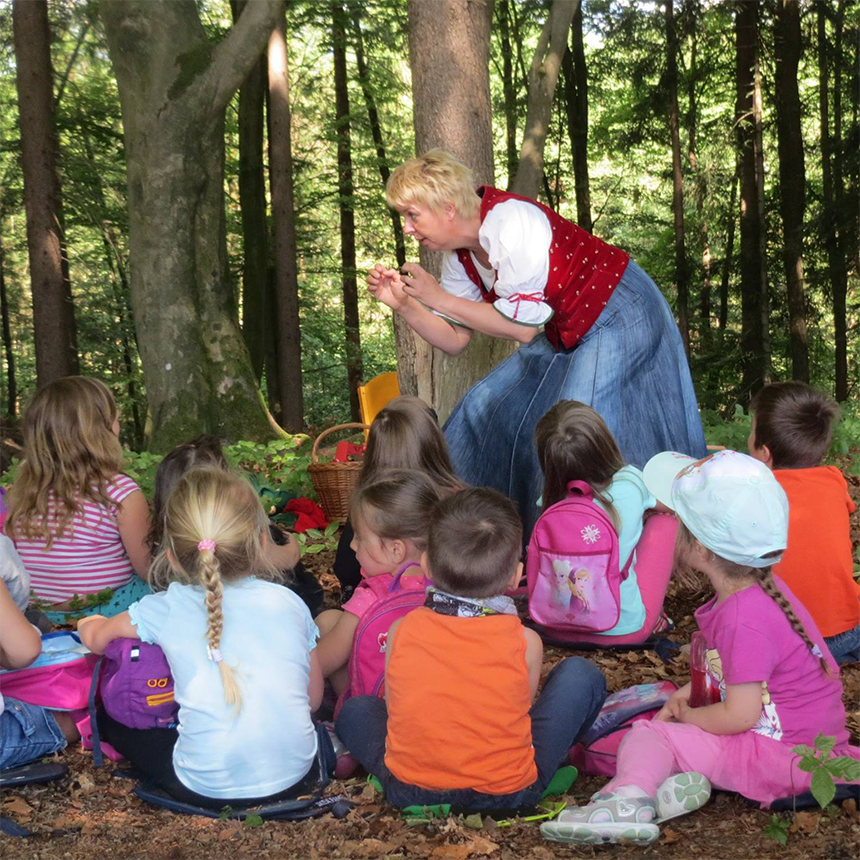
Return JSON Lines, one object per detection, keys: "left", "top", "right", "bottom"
{"left": 218, "top": 805, "right": 233, "bottom": 821}
{"left": 225, "top": 438, "right": 315, "bottom": 498}
{"left": 763, "top": 813, "right": 790, "bottom": 845}
{"left": 296, "top": 521, "right": 341, "bottom": 556}
{"left": 793, "top": 734, "right": 860, "bottom": 810}
{"left": 243, "top": 813, "right": 264, "bottom": 828}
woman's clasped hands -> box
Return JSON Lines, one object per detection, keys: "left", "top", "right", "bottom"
{"left": 367, "top": 262, "right": 446, "bottom": 311}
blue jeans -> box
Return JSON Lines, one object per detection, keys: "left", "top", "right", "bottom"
{"left": 824, "top": 623, "right": 860, "bottom": 664}
{"left": 443, "top": 261, "right": 707, "bottom": 538}
{"left": 336, "top": 657, "right": 606, "bottom": 812}
{"left": 0, "top": 698, "right": 67, "bottom": 770}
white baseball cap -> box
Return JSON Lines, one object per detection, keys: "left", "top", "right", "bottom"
{"left": 642, "top": 449, "right": 788, "bottom": 568}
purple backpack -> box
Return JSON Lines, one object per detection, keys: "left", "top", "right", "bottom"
{"left": 334, "top": 565, "right": 430, "bottom": 718}
{"left": 98, "top": 638, "right": 178, "bottom": 730}
{"left": 527, "top": 480, "right": 633, "bottom": 638}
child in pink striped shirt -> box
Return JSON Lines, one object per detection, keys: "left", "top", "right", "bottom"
{"left": 6, "top": 377, "right": 151, "bottom": 619}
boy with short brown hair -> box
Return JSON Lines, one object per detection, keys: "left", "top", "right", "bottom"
{"left": 749, "top": 381, "right": 859, "bottom": 663}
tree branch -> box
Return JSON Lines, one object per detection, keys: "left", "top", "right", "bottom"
{"left": 202, "top": 0, "right": 285, "bottom": 115}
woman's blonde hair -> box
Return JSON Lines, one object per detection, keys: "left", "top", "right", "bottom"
{"left": 386, "top": 149, "right": 480, "bottom": 218}
{"left": 535, "top": 400, "right": 625, "bottom": 526}
{"left": 6, "top": 376, "right": 125, "bottom": 546}
{"left": 360, "top": 396, "right": 462, "bottom": 494}
{"left": 149, "top": 467, "right": 277, "bottom": 712}
{"left": 675, "top": 523, "right": 829, "bottom": 674}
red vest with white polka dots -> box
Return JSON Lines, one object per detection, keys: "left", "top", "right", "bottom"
{"left": 455, "top": 186, "right": 629, "bottom": 350}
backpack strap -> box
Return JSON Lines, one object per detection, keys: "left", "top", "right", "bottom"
{"left": 387, "top": 561, "right": 424, "bottom": 593}
{"left": 88, "top": 656, "right": 106, "bottom": 767}
{"left": 567, "top": 480, "right": 593, "bottom": 499}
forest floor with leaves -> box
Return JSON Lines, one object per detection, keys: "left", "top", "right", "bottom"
{"left": 4, "top": 471, "right": 860, "bottom": 860}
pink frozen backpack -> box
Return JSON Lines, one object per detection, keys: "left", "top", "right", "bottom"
{"left": 527, "top": 480, "right": 633, "bottom": 638}
{"left": 334, "top": 564, "right": 429, "bottom": 718}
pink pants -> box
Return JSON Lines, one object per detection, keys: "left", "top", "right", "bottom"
{"left": 567, "top": 514, "right": 677, "bottom": 647}
{"left": 607, "top": 719, "right": 859, "bottom": 807}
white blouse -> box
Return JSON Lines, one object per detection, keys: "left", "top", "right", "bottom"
{"left": 438, "top": 199, "right": 555, "bottom": 327}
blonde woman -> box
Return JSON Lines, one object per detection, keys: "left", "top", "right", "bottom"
{"left": 368, "top": 150, "right": 706, "bottom": 537}
{"left": 78, "top": 468, "right": 328, "bottom": 807}
{"left": 6, "top": 376, "right": 151, "bottom": 619}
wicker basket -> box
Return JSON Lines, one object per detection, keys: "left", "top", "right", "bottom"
{"left": 307, "top": 423, "right": 369, "bottom": 522}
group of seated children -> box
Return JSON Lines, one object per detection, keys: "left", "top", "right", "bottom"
{"left": 0, "top": 375, "right": 857, "bottom": 845}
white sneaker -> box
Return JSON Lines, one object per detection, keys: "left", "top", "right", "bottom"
{"left": 655, "top": 772, "right": 711, "bottom": 822}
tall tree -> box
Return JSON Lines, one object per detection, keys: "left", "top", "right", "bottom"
{"left": 12, "top": 0, "right": 78, "bottom": 385}
{"left": 405, "top": 0, "right": 515, "bottom": 422}
{"left": 735, "top": 0, "right": 768, "bottom": 401}
{"left": 513, "top": 0, "right": 579, "bottom": 199}
{"left": 665, "top": 0, "right": 690, "bottom": 360}
{"left": 269, "top": 12, "right": 304, "bottom": 431}
{"left": 100, "top": 0, "right": 284, "bottom": 450}
{"left": 231, "top": 0, "right": 269, "bottom": 383}
{"left": 774, "top": 0, "right": 809, "bottom": 382}
{"left": 561, "top": 1, "right": 592, "bottom": 232}
{"left": 0, "top": 231, "right": 16, "bottom": 418}
{"left": 819, "top": 0, "right": 849, "bottom": 400}
{"left": 496, "top": 0, "right": 519, "bottom": 189}
{"left": 332, "top": 0, "right": 362, "bottom": 422}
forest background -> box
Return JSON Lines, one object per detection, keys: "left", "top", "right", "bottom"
{"left": 0, "top": 0, "right": 857, "bottom": 484}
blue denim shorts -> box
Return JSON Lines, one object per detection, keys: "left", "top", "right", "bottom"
{"left": 824, "top": 623, "right": 860, "bottom": 665}
{"left": 0, "top": 698, "right": 67, "bottom": 770}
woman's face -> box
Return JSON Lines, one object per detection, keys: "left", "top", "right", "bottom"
{"left": 398, "top": 201, "right": 458, "bottom": 250}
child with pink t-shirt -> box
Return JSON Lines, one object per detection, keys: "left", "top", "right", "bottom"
{"left": 314, "top": 470, "right": 441, "bottom": 693}
{"left": 542, "top": 451, "right": 858, "bottom": 847}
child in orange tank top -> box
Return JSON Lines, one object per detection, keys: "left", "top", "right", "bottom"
{"left": 335, "top": 487, "right": 607, "bottom": 813}
{"left": 748, "top": 382, "right": 859, "bottom": 663}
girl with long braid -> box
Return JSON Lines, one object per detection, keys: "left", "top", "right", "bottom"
{"left": 543, "top": 450, "right": 858, "bottom": 847}
{"left": 78, "top": 468, "right": 328, "bottom": 807}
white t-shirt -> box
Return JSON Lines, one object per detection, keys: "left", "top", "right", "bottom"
{"left": 129, "top": 578, "right": 319, "bottom": 799}
{"left": 439, "top": 199, "right": 555, "bottom": 327}
{"left": 1, "top": 533, "right": 30, "bottom": 611}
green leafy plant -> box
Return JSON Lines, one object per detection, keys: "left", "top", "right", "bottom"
{"left": 218, "top": 805, "right": 233, "bottom": 822}
{"left": 792, "top": 733, "right": 860, "bottom": 809}
{"left": 67, "top": 588, "right": 116, "bottom": 612}
{"left": 296, "top": 521, "right": 341, "bottom": 555}
{"left": 243, "top": 813, "right": 264, "bottom": 828}
{"left": 763, "top": 813, "right": 790, "bottom": 845}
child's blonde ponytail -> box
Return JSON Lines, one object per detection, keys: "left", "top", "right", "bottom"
{"left": 198, "top": 543, "right": 243, "bottom": 711}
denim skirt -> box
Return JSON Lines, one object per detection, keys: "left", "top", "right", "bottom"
{"left": 443, "top": 261, "right": 707, "bottom": 537}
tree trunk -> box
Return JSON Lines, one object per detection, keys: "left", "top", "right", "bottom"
{"left": 736, "top": 0, "right": 767, "bottom": 402}
{"left": 269, "top": 14, "right": 304, "bottom": 432}
{"left": 231, "top": 0, "right": 268, "bottom": 383}
{"left": 0, "top": 233, "right": 16, "bottom": 418}
{"left": 666, "top": 0, "right": 690, "bottom": 361}
{"left": 686, "top": 0, "right": 711, "bottom": 335}
{"left": 719, "top": 158, "right": 739, "bottom": 333}
{"left": 774, "top": 0, "right": 809, "bottom": 382}
{"left": 753, "top": 29, "right": 771, "bottom": 385}
{"left": 496, "top": 0, "right": 519, "bottom": 189}
{"left": 352, "top": 9, "right": 406, "bottom": 269}
{"left": 832, "top": 0, "right": 849, "bottom": 401}
{"left": 561, "top": 2, "right": 592, "bottom": 233}
{"left": 12, "top": 0, "right": 78, "bottom": 385}
{"left": 332, "top": 1, "right": 363, "bottom": 422}
{"left": 100, "top": 0, "right": 284, "bottom": 451}
{"left": 405, "top": 0, "right": 516, "bottom": 422}
{"left": 816, "top": 0, "right": 848, "bottom": 400}
{"left": 512, "top": 0, "right": 579, "bottom": 199}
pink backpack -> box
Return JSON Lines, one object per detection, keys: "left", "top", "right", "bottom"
{"left": 569, "top": 681, "right": 677, "bottom": 776}
{"left": 0, "top": 632, "right": 96, "bottom": 711}
{"left": 334, "top": 565, "right": 430, "bottom": 718}
{"left": 527, "top": 480, "right": 633, "bottom": 638}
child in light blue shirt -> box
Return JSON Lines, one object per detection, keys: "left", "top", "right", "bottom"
{"left": 79, "top": 467, "right": 327, "bottom": 807}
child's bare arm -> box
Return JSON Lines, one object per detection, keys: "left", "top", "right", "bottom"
{"left": 116, "top": 489, "right": 152, "bottom": 579}
{"left": 655, "top": 681, "right": 692, "bottom": 721}
{"left": 314, "top": 610, "right": 360, "bottom": 679}
{"left": 677, "top": 681, "right": 762, "bottom": 734}
{"left": 523, "top": 627, "right": 544, "bottom": 702}
{"left": 307, "top": 649, "right": 324, "bottom": 712}
{"left": 77, "top": 612, "right": 140, "bottom": 655}
{"left": 0, "top": 579, "right": 41, "bottom": 669}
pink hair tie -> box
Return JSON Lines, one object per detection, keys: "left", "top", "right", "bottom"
{"left": 198, "top": 539, "right": 216, "bottom": 553}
